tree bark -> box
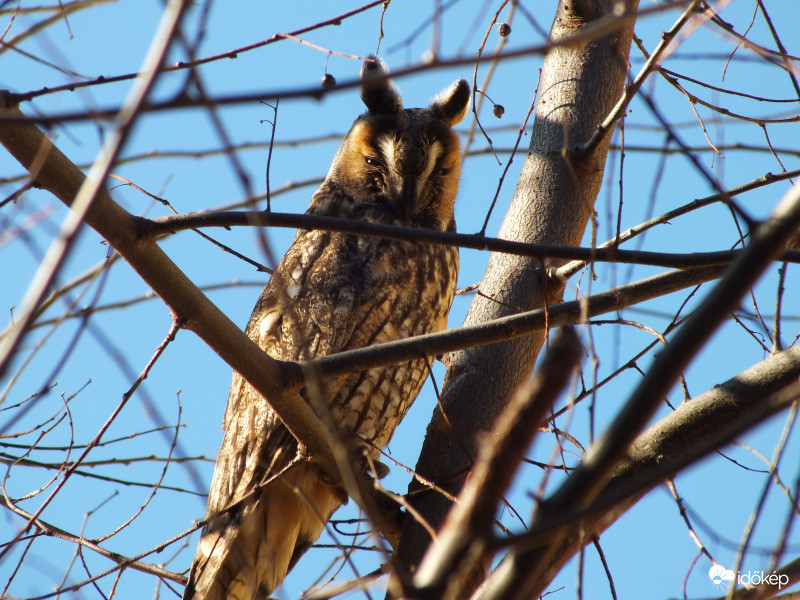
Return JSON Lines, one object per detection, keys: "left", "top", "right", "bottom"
{"left": 0, "top": 93, "right": 340, "bottom": 484}
{"left": 395, "top": 0, "right": 640, "bottom": 577}
{"left": 480, "top": 345, "right": 800, "bottom": 599}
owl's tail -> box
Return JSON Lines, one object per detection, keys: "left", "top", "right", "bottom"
{"left": 183, "top": 462, "right": 343, "bottom": 600}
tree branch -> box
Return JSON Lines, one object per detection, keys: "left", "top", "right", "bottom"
{"left": 9, "top": 0, "right": 387, "bottom": 104}
{"left": 0, "top": 94, "right": 341, "bottom": 488}
{"left": 476, "top": 346, "right": 800, "bottom": 599}
{"left": 0, "top": 1, "right": 692, "bottom": 126}
{"left": 410, "top": 327, "right": 584, "bottom": 600}
{"left": 144, "top": 209, "right": 800, "bottom": 269}
{"left": 0, "top": 493, "right": 186, "bottom": 584}
{"left": 475, "top": 180, "right": 800, "bottom": 600}
{"left": 393, "top": 0, "right": 643, "bottom": 579}
{"left": 309, "top": 264, "right": 724, "bottom": 381}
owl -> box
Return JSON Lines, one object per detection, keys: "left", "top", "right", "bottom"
{"left": 183, "top": 60, "right": 470, "bottom": 600}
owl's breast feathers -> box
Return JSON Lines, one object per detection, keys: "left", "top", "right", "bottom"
{"left": 247, "top": 188, "right": 458, "bottom": 448}
{"left": 185, "top": 59, "right": 470, "bottom": 600}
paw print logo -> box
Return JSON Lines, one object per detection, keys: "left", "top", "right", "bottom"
{"left": 709, "top": 564, "right": 735, "bottom": 590}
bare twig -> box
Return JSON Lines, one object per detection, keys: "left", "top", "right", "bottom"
{"left": 143, "top": 209, "right": 800, "bottom": 269}
{"left": 557, "top": 168, "right": 800, "bottom": 280}
{"left": 2, "top": 1, "right": 698, "bottom": 125}
{"left": 0, "top": 319, "right": 182, "bottom": 561}
{"left": 0, "top": 492, "right": 185, "bottom": 584}
{"left": 10, "top": 1, "right": 387, "bottom": 103}
{"left": 576, "top": 0, "right": 703, "bottom": 160}
{"left": 411, "top": 327, "right": 583, "bottom": 600}
{"left": 475, "top": 181, "right": 800, "bottom": 600}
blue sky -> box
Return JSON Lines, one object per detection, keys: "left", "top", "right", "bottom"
{"left": 1, "top": 1, "right": 799, "bottom": 598}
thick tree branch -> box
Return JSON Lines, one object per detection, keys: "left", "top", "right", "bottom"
{"left": 394, "top": 0, "right": 642, "bottom": 579}
{"left": 410, "top": 327, "right": 584, "bottom": 600}
{"left": 475, "top": 180, "right": 800, "bottom": 599}
{"left": 575, "top": 0, "right": 703, "bottom": 158}
{"left": 0, "top": 95, "right": 341, "bottom": 486}
{"left": 478, "top": 346, "right": 800, "bottom": 599}
{"left": 3, "top": 1, "right": 797, "bottom": 597}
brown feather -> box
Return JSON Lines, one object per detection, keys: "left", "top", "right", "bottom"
{"left": 184, "top": 61, "right": 468, "bottom": 599}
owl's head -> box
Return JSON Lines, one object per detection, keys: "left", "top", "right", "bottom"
{"left": 325, "top": 59, "right": 470, "bottom": 231}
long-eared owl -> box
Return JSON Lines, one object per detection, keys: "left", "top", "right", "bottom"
{"left": 184, "top": 60, "right": 470, "bottom": 600}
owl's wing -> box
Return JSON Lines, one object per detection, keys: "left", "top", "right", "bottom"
{"left": 209, "top": 225, "right": 378, "bottom": 513}
{"left": 253, "top": 228, "right": 369, "bottom": 357}
{"left": 185, "top": 229, "right": 372, "bottom": 599}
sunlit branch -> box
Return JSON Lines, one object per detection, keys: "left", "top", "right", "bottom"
{"left": 576, "top": 0, "right": 704, "bottom": 160}
{"left": 0, "top": 0, "right": 192, "bottom": 382}
{"left": 474, "top": 181, "right": 800, "bottom": 600}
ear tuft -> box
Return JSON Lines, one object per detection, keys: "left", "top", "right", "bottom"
{"left": 360, "top": 57, "right": 403, "bottom": 115}
{"left": 429, "top": 78, "right": 471, "bottom": 126}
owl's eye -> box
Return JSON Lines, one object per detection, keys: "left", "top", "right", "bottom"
{"left": 437, "top": 167, "right": 450, "bottom": 176}
{"left": 364, "top": 156, "right": 382, "bottom": 167}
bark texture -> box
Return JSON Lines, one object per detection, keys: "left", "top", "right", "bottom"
{"left": 500, "top": 345, "right": 800, "bottom": 598}
{"left": 395, "top": 0, "right": 641, "bottom": 576}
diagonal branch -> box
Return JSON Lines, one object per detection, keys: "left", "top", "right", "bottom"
{"left": 410, "top": 327, "right": 584, "bottom": 600}
{"left": 309, "top": 264, "right": 724, "bottom": 381}
{"left": 0, "top": 0, "right": 194, "bottom": 382}
{"left": 478, "top": 346, "right": 800, "bottom": 599}
{"left": 475, "top": 180, "right": 800, "bottom": 600}
{"left": 10, "top": 0, "right": 387, "bottom": 103}
{"left": 0, "top": 95, "right": 341, "bottom": 488}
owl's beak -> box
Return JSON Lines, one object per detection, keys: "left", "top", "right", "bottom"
{"left": 386, "top": 176, "right": 417, "bottom": 222}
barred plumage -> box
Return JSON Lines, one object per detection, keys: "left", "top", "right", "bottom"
{"left": 184, "top": 60, "right": 469, "bottom": 600}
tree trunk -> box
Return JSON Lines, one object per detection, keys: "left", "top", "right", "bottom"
{"left": 395, "top": 0, "right": 640, "bottom": 579}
